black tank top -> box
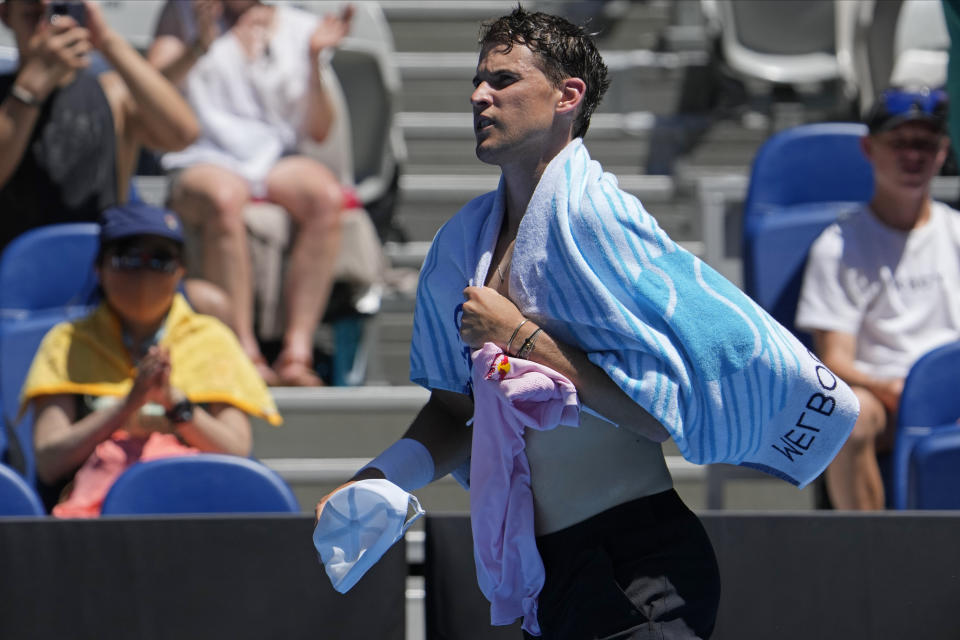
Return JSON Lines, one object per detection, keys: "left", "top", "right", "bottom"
{"left": 0, "top": 70, "right": 117, "bottom": 250}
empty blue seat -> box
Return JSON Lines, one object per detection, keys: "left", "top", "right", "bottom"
{"left": 101, "top": 454, "right": 300, "bottom": 515}
{"left": 0, "top": 462, "right": 45, "bottom": 516}
{"left": 0, "top": 223, "right": 100, "bottom": 312}
{"left": 744, "top": 204, "right": 851, "bottom": 349}
{"left": 907, "top": 428, "right": 960, "bottom": 509}
{"left": 742, "top": 122, "right": 874, "bottom": 348}
{"left": 891, "top": 340, "right": 960, "bottom": 509}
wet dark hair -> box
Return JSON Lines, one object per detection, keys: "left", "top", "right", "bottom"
{"left": 479, "top": 5, "right": 610, "bottom": 139}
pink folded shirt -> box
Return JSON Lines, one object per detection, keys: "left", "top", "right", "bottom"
{"left": 469, "top": 342, "right": 580, "bottom": 636}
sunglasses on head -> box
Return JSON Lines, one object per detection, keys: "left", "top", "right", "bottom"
{"left": 880, "top": 87, "right": 948, "bottom": 117}
{"left": 107, "top": 248, "right": 180, "bottom": 274}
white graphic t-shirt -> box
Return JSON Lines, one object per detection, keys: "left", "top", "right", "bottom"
{"left": 796, "top": 201, "right": 960, "bottom": 378}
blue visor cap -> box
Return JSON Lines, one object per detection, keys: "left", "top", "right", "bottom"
{"left": 99, "top": 201, "right": 185, "bottom": 245}
{"left": 866, "top": 87, "right": 948, "bottom": 134}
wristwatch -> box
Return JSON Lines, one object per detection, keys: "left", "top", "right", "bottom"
{"left": 165, "top": 398, "right": 195, "bottom": 425}
{"left": 10, "top": 84, "right": 41, "bottom": 108}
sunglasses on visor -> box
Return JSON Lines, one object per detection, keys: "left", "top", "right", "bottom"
{"left": 879, "top": 87, "right": 948, "bottom": 117}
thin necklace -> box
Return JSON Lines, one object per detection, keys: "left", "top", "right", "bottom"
{"left": 496, "top": 253, "right": 513, "bottom": 287}
{"left": 495, "top": 239, "right": 515, "bottom": 287}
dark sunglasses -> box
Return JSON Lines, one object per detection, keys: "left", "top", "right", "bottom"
{"left": 107, "top": 248, "right": 180, "bottom": 274}
{"left": 880, "top": 136, "right": 943, "bottom": 153}
{"left": 880, "top": 87, "right": 948, "bottom": 117}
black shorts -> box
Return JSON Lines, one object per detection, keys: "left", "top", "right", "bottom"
{"left": 525, "top": 489, "right": 720, "bottom": 640}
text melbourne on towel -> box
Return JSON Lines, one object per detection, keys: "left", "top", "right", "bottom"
{"left": 773, "top": 351, "right": 841, "bottom": 463}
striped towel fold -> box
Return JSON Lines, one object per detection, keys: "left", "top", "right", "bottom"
{"left": 411, "top": 138, "right": 859, "bottom": 488}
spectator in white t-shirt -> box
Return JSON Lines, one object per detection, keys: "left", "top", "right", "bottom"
{"left": 796, "top": 86, "right": 960, "bottom": 510}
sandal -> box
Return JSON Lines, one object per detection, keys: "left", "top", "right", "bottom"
{"left": 250, "top": 353, "right": 281, "bottom": 386}
{"left": 274, "top": 352, "right": 324, "bottom": 387}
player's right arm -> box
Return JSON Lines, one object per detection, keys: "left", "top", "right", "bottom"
{"left": 315, "top": 389, "right": 473, "bottom": 519}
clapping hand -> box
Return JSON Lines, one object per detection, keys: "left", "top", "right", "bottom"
{"left": 125, "top": 346, "right": 190, "bottom": 435}
{"left": 191, "top": 0, "right": 223, "bottom": 54}
{"left": 126, "top": 345, "right": 173, "bottom": 410}
{"left": 308, "top": 4, "right": 353, "bottom": 60}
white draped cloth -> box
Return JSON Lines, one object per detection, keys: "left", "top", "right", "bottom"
{"left": 161, "top": 5, "right": 321, "bottom": 196}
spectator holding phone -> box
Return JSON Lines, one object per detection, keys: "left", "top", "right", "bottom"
{"left": 0, "top": 1, "right": 236, "bottom": 329}
{"left": 0, "top": 0, "right": 199, "bottom": 250}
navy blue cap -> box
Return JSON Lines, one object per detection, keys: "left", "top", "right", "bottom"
{"left": 99, "top": 201, "right": 184, "bottom": 245}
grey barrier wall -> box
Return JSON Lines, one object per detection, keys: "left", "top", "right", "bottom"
{"left": 2, "top": 513, "right": 958, "bottom": 640}
{"left": 0, "top": 516, "right": 406, "bottom": 640}
{"left": 703, "top": 512, "right": 960, "bottom": 639}
{"left": 425, "top": 512, "right": 960, "bottom": 640}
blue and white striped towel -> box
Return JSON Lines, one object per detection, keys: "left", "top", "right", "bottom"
{"left": 411, "top": 139, "right": 858, "bottom": 487}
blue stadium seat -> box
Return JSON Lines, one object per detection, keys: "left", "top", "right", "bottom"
{"left": 0, "top": 223, "right": 100, "bottom": 312}
{"left": 100, "top": 454, "right": 300, "bottom": 515}
{"left": 0, "top": 462, "right": 45, "bottom": 516}
{"left": 743, "top": 203, "right": 848, "bottom": 349}
{"left": 891, "top": 340, "right": 960, "bottom": 509}
{"left": 906, "top": 428, "right": 960, "bottom": 509}
{"left": 0, "top": 223, "right": 101, "bottom": 484}
{"left": 742, "top": 122, "right": 874, "bottom": 347}
{"left": 0, "top": 46, "right": 16, "bottom": 74}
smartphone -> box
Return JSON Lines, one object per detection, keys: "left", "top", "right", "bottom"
{"left": 47, "top": 2, "right": 86, "bottom": 26}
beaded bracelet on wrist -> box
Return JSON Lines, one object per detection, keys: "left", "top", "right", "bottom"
{"left": 516, "top": 328, "right": 543, "bottom": 359}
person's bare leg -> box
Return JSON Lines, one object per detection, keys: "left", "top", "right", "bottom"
{"left": 265, "top": 156, "right": 344, "bottom": 385}
{"left": 168, "top": 165, "right": 277, "bottom": 383}
{"left": 825, "top": 387, "right": 888, "bottom": 510}
{"left": 183, "top": 277, "right": 233, "bottom": 329}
